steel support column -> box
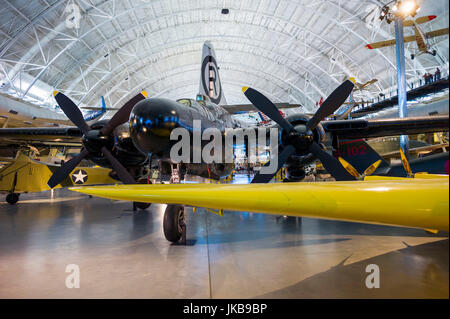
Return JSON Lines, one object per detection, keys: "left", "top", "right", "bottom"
{"left": 395, "top": 18, "right": 409, "bottom": 158}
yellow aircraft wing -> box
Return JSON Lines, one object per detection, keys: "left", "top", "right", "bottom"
{"left": 70, "top": 177, "right": 449, "bottom": 231}
{"left": 403, "top": 15, "right": 437, "bottom": 26}
{"left": 366, "top": 35, "right": 416, "bottom": 49}
{"left": 366, "top": 28, "right": 449, "bottom": 50}
{"left": 426, "top": 28, "right": 449, "bottom": 38}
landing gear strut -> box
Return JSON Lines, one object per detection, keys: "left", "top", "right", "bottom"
{"left": 6, "top": 193, "right": 19, "bottom": 205}
{"left": 133, "top": 178, "right": 152, "bottom": 211}
{"left": 163, "top": 204, "right": 186, "bottom": 243}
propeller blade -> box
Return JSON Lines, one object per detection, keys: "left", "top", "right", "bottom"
{"left": 47, "top": 148, "right": 89, "bottom": 188}
{"left": 101, "top": 91, "right": 147, "bottom": 136}
{"left": 101, "top": 147, "right": 136, "bottom": 184}
{"left": 338, "top": 157, "right": 361, "bottom": 179}
{"left": 306, "top": 80, "right": 354, "bottom": 131}
{"left": 251, "top": 145, "right": 296, "bottom": 183}
{"left": 363, "top": 160, "right": 382, "bottom": 176}
{"left": 399, "top": 148, "right": 413, "bottom": 176}
{"left": 53, "top": 91, "right": 91, "bottom": 134}
{"left": 242, "top": 87, "right": 294, "bottom": 133}
{"left": 309, "top": 142, "right": 356, "bottom": 181}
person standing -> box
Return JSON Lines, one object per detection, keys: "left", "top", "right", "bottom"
{"left": 423, "top": 73, "right": 429, "bottom": 85}
{"left": 435, "top": 68, "right": 441, "bottom": 81}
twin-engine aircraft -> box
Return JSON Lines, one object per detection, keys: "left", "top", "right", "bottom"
{"left": 70, "top": 87, "right": 449, "bottom": 240}
{"left": 0, "top": 41, "right": 448, "bottom": 242}
{"left": 366, "top": 15, "right": 449, "bottom": 59}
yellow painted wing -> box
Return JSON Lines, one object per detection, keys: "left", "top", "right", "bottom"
{"left": 426, "top": 28, "right": 449, "bottom": 38}
{"left": 71, "top": 178, "right": 449, "bottom": 231}
{"left": 366, "top": 35, "right": 416, "bottom": 49}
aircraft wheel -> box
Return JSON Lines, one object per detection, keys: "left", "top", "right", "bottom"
{"left": 134, "top": 178, "right": 152, "bottom": 210}
{"left": 411, "top": 54, "right": 415, "bottom": 60}
{"left": 134, "top": 202, "right": 151, "bottom": 210}
{"left": 163, "top": 204, "right": 185, "bottom": 242}
{"left": 432, "top": 50, "right": 437, "bottom": 56}
{"left": 6, "top": 193, "right": 19, "bottom": 205}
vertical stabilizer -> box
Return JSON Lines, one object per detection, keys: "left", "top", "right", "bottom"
{"left": 199, "top": 41, "right": 227, "bottom": 105}
{"left": 101, "top": 96, "right": 106, "bottom": 112}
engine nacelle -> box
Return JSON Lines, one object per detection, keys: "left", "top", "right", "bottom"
{"left": 85, "top": 120, "right": 148, "bottom": 169}
{"left": 279, "top": 112, "right": 324, "bottom": 151}
{"left": 276, "top": 113, "right": 325, "bottom": 180}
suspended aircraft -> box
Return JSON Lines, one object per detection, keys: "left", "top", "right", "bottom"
{"left": 353, "top": 79, "right": 378, "bottom": 91}
{"left": 365, "top": 15, "right": 449, "bottom": 59}
{"left": 81, "top": 96, "right": 109, "bottom": 122}
{"left": 0, "top": 41, "right": 448, "bottom": 242}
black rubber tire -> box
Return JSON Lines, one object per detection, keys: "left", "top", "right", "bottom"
{"left": 411, "top": 54, "right": 415, "bottom": 60}
{"left": 133, "top": 179, "right": 152, "bottom": 210}
{"left": 6, "top": 193, "right": 19, "bottom": 205}
{"left": 163, "top": 205, "right": 185, "bottom": 242}
{"left": 134, "top": 202, "right": 151, "bottom": 210}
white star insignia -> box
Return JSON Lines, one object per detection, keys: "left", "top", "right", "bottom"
{"left": 72, "top": 170, "right": 88, "bottom": 184}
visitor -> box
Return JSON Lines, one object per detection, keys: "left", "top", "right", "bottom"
{"left": 423, "top": 73, "right": 429, "bottom": 85}
{"left": 435, "top": 68, "right": 441, "bottom": 81}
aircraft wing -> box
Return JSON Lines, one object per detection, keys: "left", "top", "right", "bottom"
{"left": 366, "top": 35, "right": 416, "bottom": 49}
{"left": 426, "top": 28, "right": 450, "bottom": 38}
{"left": 0, "top": 127, "right": 82, "bottom": 146}
{"left": 403, "top": 15, "right": 436, "bottom": 26}
{"left": 81, "top": 107, "right": 120, "bottom": 111}
{"left": 221, "top": 103, "right": 302, "bottom": 114}
{"left": 70, "top": 177, "right": 449, "bottom": 231}
{"left": 322, "top": 115, "right": 449, "bottom": 139}
{"left": 381, "top": 143, "right": 449, "bottom": 159}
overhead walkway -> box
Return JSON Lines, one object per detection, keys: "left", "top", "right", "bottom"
{"left": 351, "top": 76, "right": 449, "bottom": 118}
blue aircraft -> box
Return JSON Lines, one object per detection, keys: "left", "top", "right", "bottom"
{"left": 83, "top": 96, "right": 107, "bottom": 122}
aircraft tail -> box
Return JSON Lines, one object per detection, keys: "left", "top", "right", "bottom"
{"left": 199, "top": 41, "right": 227, "bottom": 105}
{"left": 337, "top": 139, "right": 390, "bottom": 174}
{"left": 101, "top": 96, "right": 106, "bottom": 112}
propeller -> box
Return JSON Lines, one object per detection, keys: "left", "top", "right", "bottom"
{"left": 243, "top": 80, "right": 356, "bottom": 183}
{"left": 338, "top": 157, "right": 382, "bottom": 180}
{"left": 399, "top": 148, "right": 413, "bottom": 177}
{"left": 47, "top": 91, "right": 147, "bottom": 188}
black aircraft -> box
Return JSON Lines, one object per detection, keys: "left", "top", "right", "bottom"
{"left": 0, "top": 41, "right": 448, "bottom": 243}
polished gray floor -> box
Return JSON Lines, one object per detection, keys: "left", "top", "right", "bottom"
{"left": 0, "top": 180, "right": 448, "bottom": 298}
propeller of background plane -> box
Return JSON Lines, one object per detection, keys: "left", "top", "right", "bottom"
{"left": 243, "top": 80, "right": 357, "bottom": 183}
{"left": 338, "top": 157, "right": 382, "bottom": 180}
{"left": 47, "top": 91, "right": 147, "bottom": 188}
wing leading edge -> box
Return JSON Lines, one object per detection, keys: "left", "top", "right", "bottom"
{"left": 70, "top": 177, "right": 449, "bottom": 231}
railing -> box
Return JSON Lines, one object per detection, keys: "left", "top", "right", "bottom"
{"left": 352, "top": 69, "right": 449, "bottom": 112}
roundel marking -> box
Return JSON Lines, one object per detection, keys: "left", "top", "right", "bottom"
{"left": 71, "top": 169, "right": 88, "bottom": 184}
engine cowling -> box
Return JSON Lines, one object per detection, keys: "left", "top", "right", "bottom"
{"left": 279, "top": 113, "right": 324, "bottom": 153}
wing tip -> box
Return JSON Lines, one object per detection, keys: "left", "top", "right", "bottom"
{"left": 366, "top": 44, "right": 373, "bottom": 49}
{"left": 242, "top": 86, "right": 249, "bottom": 93}
{"left": 52, "top": 90, "right": 59, "bottom": 97}
{"left": 141, "top": 91, "right": 148, "bottom": 98}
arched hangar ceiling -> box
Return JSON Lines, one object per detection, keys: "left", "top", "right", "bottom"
{"left": 0, "top": 0, "right": 448, "bottom": 114}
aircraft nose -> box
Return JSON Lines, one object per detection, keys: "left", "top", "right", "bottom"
{"left": 129, "top": 98, "right": 181, "bottom": 154}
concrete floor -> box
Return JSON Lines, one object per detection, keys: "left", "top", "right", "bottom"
{"left": 0, "top": 178, "right": 448, "bottom": 299}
